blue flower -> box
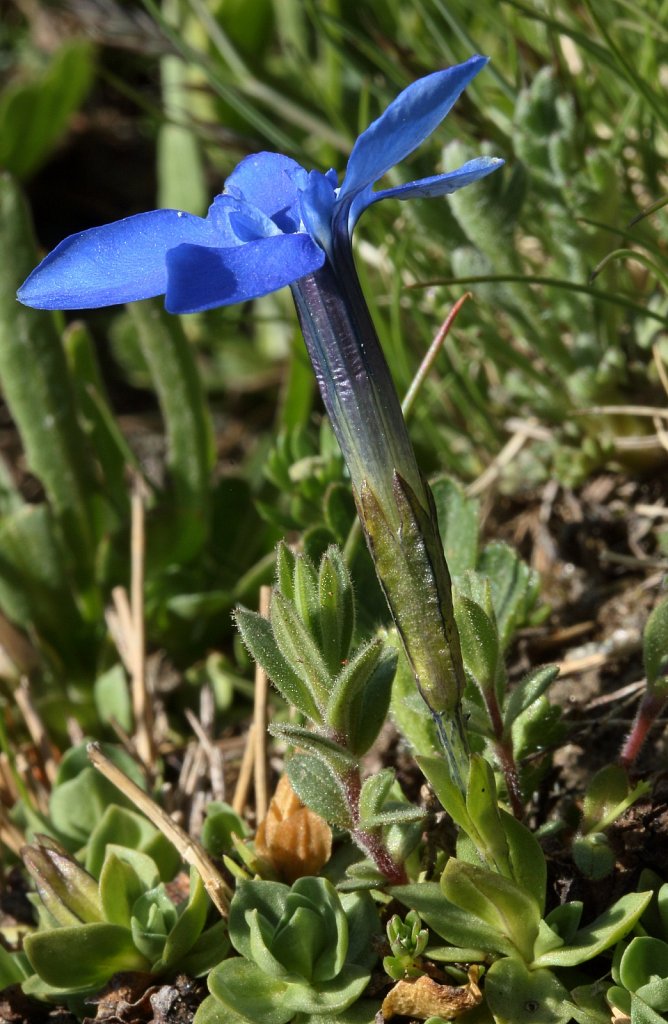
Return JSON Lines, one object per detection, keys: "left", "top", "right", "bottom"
{"left": 18, "top": 55, "right": 501, "bottom": 314}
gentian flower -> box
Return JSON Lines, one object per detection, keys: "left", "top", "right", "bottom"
{"left": 18, "top": 55, "right": 503, "bottom": 789}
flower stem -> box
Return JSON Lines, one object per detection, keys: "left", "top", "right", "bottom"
{"left": 291, "top": 249, "right": 470, "bottom": 794}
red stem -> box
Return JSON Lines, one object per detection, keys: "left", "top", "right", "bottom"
{"left": 343, "top": 769, "right": 408, "bottom": 885}
{"left": 619, "top": 691, "right": 667, "bottom": 770}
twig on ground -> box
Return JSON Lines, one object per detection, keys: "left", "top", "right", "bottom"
{"left": 87, "top": 741, "right": 232, "bottom": 917}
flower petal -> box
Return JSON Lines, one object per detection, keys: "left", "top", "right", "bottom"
{"left": 338, "top": 55, "right": 488, "bottom": 204}
{"left": 165, "top": 233, "right": 325, "bottom": 313}
{"left": 17, "top": 209, "right": 217, "bottom": 310}
{"left": 224, "top": 152, "right": 309, "bottom": 232}
{"left": 365, "top": 156, "right": 504, "bottom": 206}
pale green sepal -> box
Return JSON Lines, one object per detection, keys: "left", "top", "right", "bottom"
{"left": 532, "top": 891, "right": 653, "bottom": 968}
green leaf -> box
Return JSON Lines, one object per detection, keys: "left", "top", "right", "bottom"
{"left": 293, "top": 553, "right": 321, "bottom": 642}
{"left": 318, "top": 546, "right": 355, "bottom": 675}
{"left": 85, "top": 804, "right": 181, "bottom": 882}
{"left": 543, "top": 903, "right": 583, "bottom": 945}
{"left": 129, "top": 299, "right": 214, "bottom": 561}
{"left": 466, "top": 756, "right": 511, "bottom": 876}
{"left": 485, "top": 958, "right": 573, "bottom": 1024}
{"left": 276, "top": 542, "right": 297, "bottom": 603}
{"left": 179, "top": 917, "right": 231, "bottom": 978}
{"left": 63, "top": 321, "right": 132, "bottom": 517}
{"left": 207, "top": 957, "right": 294, "bottom": 1024}
{"left": 99, "top": 849, "right": 154, "bottom": 928}
{"left": 358, "top": 769, "right": 399, "bottom": 824}
{"left": 347, "top": 644, "right": 397, "bottom": 756}
{"left": 286, "top": 754, "right": 353, "bottom": 829}
{"left": 326, "top": 638, "right": 386, "bottom": 739}
{"left": 0, "top": 176, "right": 96, "bottom": 568}
{"left": 0, "top": 944, "right": 27, "bottom": 987}
{"left": 501, "top": 809, "right": 547, "bottom": 914}
{"left": 0, "top": 43, "right": 94, "bottom": 178}
{"left": 417, "top": 754, "right": 473, "bottom": 835}
{"left": 620, "top": 937, "right": 668, "bottom": 1011}
{"left": 572, "top": 833, "right": 615, "bottom": 881}
{"left": 49, "top": 742, "right": 145, "bottom": 847}
{"left": 478, "top": 542, "right": 539, "bottom": 651}
{"left": 235, "top": 606, "right": 321, "bottom": 722}
{"left": 431, "top": 475, "right": 479, "bottom": 578}
{"left": 390, "top": 881, "right": 516, "bottom": 958}
{"left": 581, "top": 764, "right": 647, "bottom": 833}
{"left": 269, "top": 592, "right": 332, "bottom": 707}
{"left": 442, "top": 859, "right": 540, "bottom": 963}
{"left": 201, "top": 802, "right": 249, "bottom": 857}
{"left": 193, "top": 993, "right": 247, "bottom": 1024}
{"left": 269, "top": 723, "right": 356, "bottom": 776}
{"left": 533, "top": 891, "right": 653, "bottom": 968}
{"left": 131, "top": 884, "right": 178, "bottom": 963}
{"left": 23, "top": 922, "right": 148, "bottom": 991}
{"left": 503, "top": 666, "right": 560, "bottom": 732}
{"left": 453, "top": 578, "right": 501, "bottom": 699}
{"left": 643, "top": 599, "right": 668, "bottom": 689}
{"left": 93, "top": 664, "right": 133, "bottom": 736}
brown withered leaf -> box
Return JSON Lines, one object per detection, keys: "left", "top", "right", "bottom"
{"left": 255, "top": 774, "right": 332, "bottom": 883}
{"left": 381, "top": 968, "right": 482, "bottom": 1021}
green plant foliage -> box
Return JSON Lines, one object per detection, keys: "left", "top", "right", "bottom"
{"left": 237, "top": 544, "right": 418, "bottom": 882}
{"left": 20, "top": 838, "right": 229, "bottom": 1000}
{"left": 197, "top": 877, "right": 378, "bottom": 1024}
{"left": 0, "top": 42, "right": 95, "bottom": 179}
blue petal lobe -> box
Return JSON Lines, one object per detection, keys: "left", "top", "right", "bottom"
{"left": 17, "top": 209, "right": 216, "bottom": 310}
{"left": 352, "top": 156, "right": 504, "bottom": 223}
{"left": 300, "top": 170, "right": 336, "bottom": 256}
{"left": 165, "top": 233, "right": 326, "bottom": 314}
{"left": 338, "top": 55, "right": 488, "bottom": 204}
{"left": 224, "top": 153, "right": 308, "bottom": 232}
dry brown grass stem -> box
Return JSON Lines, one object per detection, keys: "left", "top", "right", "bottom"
{"left": 87, "top": 741, "right": 232, "bottom": 917}
{"left": 105, "top": 480, "right": 154, "bottom": 770}
{"left": 14, "top": 678, "right": 57, "bottom": 786}
{"left": 130, "top": 481, "right": 153, "bottom": 767}
{"left": 232, "top": 723, "right": 255, "bottom": 816}
{"left": 0, "top": 806, "right": 25, "bottom": 857}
